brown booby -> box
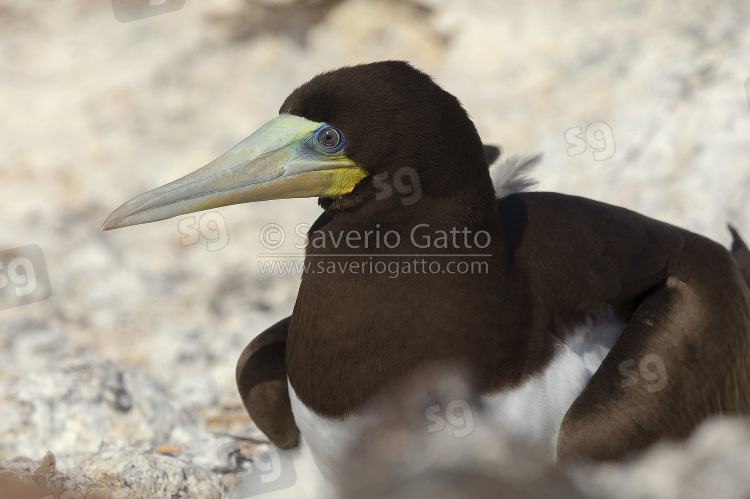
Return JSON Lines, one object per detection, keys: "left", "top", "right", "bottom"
{"left": 102, "top": 61, "right": 750, "bottom": 475}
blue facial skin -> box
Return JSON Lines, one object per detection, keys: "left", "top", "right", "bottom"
{"left": 289, "top": 124, "right": 349, "bottom": 170}
{"left": 314, "top": 125, "right": 346, "bottom": 154}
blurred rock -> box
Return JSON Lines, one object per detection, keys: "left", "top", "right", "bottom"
{"left": 570, "top": 417, "right": 750, "bottom": 499}
{"left": 207, "top": 0, "right": 346, "bottom": 43}
{"left": 79, "top": 444, "right": 226, "bottom": 499}
{"left": 337, "top": 365, "right": 584, "bottom": 499}
{"left": 0, "top": 359, "right": 211, "bottom": 467}
{"left": 0, "top": 447, "right": 227, "bottom": 499}
{"left": 0, "top": 453, "right": 75, "bottom": 499}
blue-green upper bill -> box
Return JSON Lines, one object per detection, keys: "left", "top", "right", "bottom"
{"left": 101, "top": 114, "right": 368, "bottom": 231}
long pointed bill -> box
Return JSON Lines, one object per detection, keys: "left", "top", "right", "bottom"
{"left": 101, "top": 114, "right": 368, "bottom": 231}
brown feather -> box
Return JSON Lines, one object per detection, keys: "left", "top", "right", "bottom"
{"left": 236, "top": 316, "right": 299, "bottom": 448}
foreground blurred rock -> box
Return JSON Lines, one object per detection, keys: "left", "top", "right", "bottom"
{"left": 572, "top": 417, "right": 750, "bottom": 499}
{"left": 337, "top": 367, "right": 750, "bottom": 499}
{"left": 336, "top": 366, "right": 584, "bottom": 499}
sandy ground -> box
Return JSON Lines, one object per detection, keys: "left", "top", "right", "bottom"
{"left": 2, "top": 0, "right": 750, "bottom": 497}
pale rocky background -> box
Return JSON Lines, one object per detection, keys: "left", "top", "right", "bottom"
{"left": 1, "top": 0, "right": 750, "bottom": 497}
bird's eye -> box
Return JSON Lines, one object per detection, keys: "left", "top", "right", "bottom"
{"left": 315, "top": 126, "right": 345, "bottom": 152}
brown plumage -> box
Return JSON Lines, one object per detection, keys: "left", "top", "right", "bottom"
{"left": 101, "top": 61, "right": 750, "bottom": 464}
{"left": 236, "top": 63, "right": 750, "bottom": 460}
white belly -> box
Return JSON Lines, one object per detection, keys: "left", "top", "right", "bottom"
{"left": 288, "top": 313, "right": 625, "bottom": 479}
{"left": 482, "top": 314, "right": 625, "bottom": 457}
{"left": 288, "top": 385, "right": 375, "bottom": 480}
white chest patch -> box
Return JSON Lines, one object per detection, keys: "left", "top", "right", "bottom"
{"left": 288, "top": 313, "right": 625, "bottom": 478}
{"left": 482, "top": 314, "right": 625, "bottom": 458}
{"left": 288, "top": 385, "right": 375, "bottom": 481}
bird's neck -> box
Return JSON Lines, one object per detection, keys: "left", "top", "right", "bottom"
{"left": 286, "top": 188, "right": 540, "bottom": 418}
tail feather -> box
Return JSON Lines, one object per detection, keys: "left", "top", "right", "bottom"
{"left": 483, "top": 144, "right": 502, "bottom": 165}
{"left": 728, "top": 224, "right": 750, "bottom": 289}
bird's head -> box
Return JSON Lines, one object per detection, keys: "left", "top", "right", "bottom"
{"left": 101, "top": 61, "right": 490, "bottom": 231}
